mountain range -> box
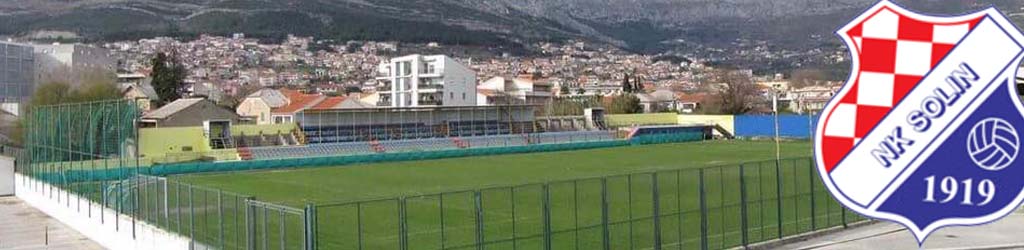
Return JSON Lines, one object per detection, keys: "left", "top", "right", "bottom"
{"left": 2, "top": 0, "right": 1022, "bottom": 53}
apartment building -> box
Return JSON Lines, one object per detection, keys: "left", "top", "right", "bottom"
{"left": 375, "top": 54, "right": 477, "bottom": 107}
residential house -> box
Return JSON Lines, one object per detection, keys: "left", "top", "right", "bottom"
{"left": 476, "top": 74, "right": 553, "bottom": 106}
{"left": 635, "top": 89, "right": 678, "bottom": 113}
{"left": 140, "top": 98, "right": 242, "bottom": 128}
{"left": 237, "top": 89, "right": 376, "bottom": 124}
{"left": 788, "top": 85, "right": 839, "bottom": 114}
{"left": 676, "top": 93, "right": 710, "bottom": 114}
{"left": 121, "top": 78, "right": 160, "bottom": 112}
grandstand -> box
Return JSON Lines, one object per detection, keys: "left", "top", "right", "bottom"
{"left": 295, "top": 105, "right": 538, "bottom": 143}
{"left": 246, "top": 131, "right": 619, "bottom": 160}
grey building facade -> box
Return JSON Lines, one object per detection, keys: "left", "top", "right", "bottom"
{"left": 33, "top": 44, "right": 115, "bottom": 87}
{"left": 0, "top": 42, "right": 35, "bottom": 104}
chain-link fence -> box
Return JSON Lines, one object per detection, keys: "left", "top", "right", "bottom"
{"left": 17, "top": 100, "right": 313, "bottom": 250}
{"left": 313, "top": 157, "right": 868, "bottom": 250}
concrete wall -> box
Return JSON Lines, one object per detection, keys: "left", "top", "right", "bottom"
{"left": 140, "top": 127, "right": 210, "bottom": 158}
{"left": 605, "top": 113, "right": 679, "bottom": 127}
{"left": 678, "top": 115, "right": 735, "bottom": 135}
{"left": 601, "top": 113, "right": 814, "bottom": 139}
{"left": 233, "top": 123, "right": 297, "bottom": 136}
{"left": 140, "top": 123, "right": 295, "bottom": 162}
{"left": 15, "top": 175, "right": 190, "bottom": 250}
{"left": 0, "top": 156, "right": 11, "bottom": 196}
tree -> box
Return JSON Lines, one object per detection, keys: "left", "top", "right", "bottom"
{"left": 30, "top": 81, "right": 73, "bottom": 107}
{"left": 606, "top": 94, "right": 642, "bottom": 114}
{"left": 633, "top": 75, "right": 644, "bottom": 93}
{"left": 621, "top": 73, "right": 633, "bottom": 93}
{"left": 707, "top": 69, "right": 761, "bottom": 114}
{"left": 559, "top": 85, "right": 570, "bottom": 96}
{"left": 150, "top": 52, "right": 187, "bottom": 106}
{"left": 31, "top": 77, "right": 121, "bottom": 106}
{"left": 789, "top": 69, "right": 829, "bottom": 88}
{"left": 576, "top": 88, "right": 585, "bottom": 95}
{"left": 71, "top": 81, "right": 121, "bottom": 102}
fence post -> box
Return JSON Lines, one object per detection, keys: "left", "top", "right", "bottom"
{"left": 163, "top": 179, "right": 170, "bottom": 229}
{"left": 400, "top": 198, "right": 409, "bottom": 250}
{"left": 246, "top": 198, "right": 256, "bottom": 250}
{"left": 740, "top": 164, "right": 749, "bottom": 248}
{"left": 775, "top": 160, "right": 783, "bottom": 239}
{"left": 189, "top": 185, "right": 195, "bottom": 250}
{"left": 437, "top": 196, "right": 444, "bottom": 250}
{"left": 601, "top": 178, "right": 611, "bottom": 250}
{"left": 474, "top": 191, "right": 486, "bottom": 250}
{"left": 304, "top": 204, "right": 318, "bottom": 250}
{"left": 809, "top": 160, "right": 816, "bottom": 230}
{"left": 652, "top": 173, "right": 663, "bottom": 250}
{"left": 542, "top": 185, "right": 553, "bottom": 250}
{"left": 218, "top": 190, "right": 224, "bottom": 250}
{"left": 176, "top": 182, "right": 181, "bottom": 234}
{"left": 842, "top": 208, "right": 848, "bottom": 228}
{"left": 699, "top": 169, "right": 708, "bottom": 250}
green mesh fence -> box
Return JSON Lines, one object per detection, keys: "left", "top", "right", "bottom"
{"left": 19, "top": 100, "right": 314, "bottom": 250}
{"left": 21, "top": 99, "right": 141, "bottom": 210}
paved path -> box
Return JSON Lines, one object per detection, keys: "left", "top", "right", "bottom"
{"left": 0, "top": 196, "right": 104, "bottom": 250}
{"left": 777, "top": 210, "right": 1024, "bottom": 250}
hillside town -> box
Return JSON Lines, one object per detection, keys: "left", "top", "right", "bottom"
{"left": 2, "top": 33, "right": 846, "bottom": 130}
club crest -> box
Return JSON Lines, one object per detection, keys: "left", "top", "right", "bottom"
{"left": 815, "top": 0, "right": 1024, "bottom": 243}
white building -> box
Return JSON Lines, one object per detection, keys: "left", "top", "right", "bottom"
{"left": 33, "top": 44, "right": 115, "bottom": 87}
{"left": 477, "top": 74, "right": 553, "bottom": 106}
{"left": 375, "top": 54, "right": 477, "bottom": 107}
{"left": 788, "top": 85, "right": 839, "bottom": 114}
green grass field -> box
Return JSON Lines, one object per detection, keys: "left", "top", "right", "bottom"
{"left": 159, "top": 140, "right": 865, "bottom": 250}
{"left": 178, "top": 140, "right": 812, "bottom": 205}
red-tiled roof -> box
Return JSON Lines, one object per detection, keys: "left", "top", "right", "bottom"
{"left": 677, "top": 93, "right": 710, "bottom": 103}
{"left": 273, "top": 89, "right": 325, "bottom": 114}
{"left": 311, "top": 96, "right": 347, "bottom": 110}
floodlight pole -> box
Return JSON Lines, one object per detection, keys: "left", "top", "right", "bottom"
{"left": 773, "top": 91, "right": 781, "bottom": 165}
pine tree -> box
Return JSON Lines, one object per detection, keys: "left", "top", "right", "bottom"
{"left": 621, "top": 73, "right": 632, "bottom": 93}
{"left": 630, "top": 75, "right": 638, "bottom": 93}
{"left": 150, "top": 52, "right": 187, "bottom": 106}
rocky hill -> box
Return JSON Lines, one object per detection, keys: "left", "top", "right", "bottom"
{"left": 1, "top": 0, "right": 1020, "bottom": 52}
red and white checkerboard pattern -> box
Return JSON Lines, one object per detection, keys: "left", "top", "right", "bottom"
{"left": 821, "top": 7, "right": 982, "bottom": 172}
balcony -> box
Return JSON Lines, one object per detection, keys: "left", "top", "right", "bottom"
{"left": 417, "top": 93, "right": 442, "bottom": 106}
{"left": 417, "top": 100, "right": 442, "bottom": 106}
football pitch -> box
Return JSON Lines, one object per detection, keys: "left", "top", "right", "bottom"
{"left": 173, "top": 140, "right": 862, "bottom": 250}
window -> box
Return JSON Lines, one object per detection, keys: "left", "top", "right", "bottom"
{"left": 462, "top": 93, "right": 466, "bottom": 100}
{"left": 450, "top": 92, "right": 454, "bottom": 99}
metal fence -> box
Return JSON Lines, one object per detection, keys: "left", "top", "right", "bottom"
{"left": 17, "top": 100, "right": 314, "bottom": 250}
{"left": 312, "top": 157, "right": 867, "bottom": 250}
{"left": 70, "top": 174, "right": 313, "bottom": 250}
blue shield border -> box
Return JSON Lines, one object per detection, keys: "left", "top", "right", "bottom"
{"left": 813, "top": 0, "right": 1024, "bottom": 243}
